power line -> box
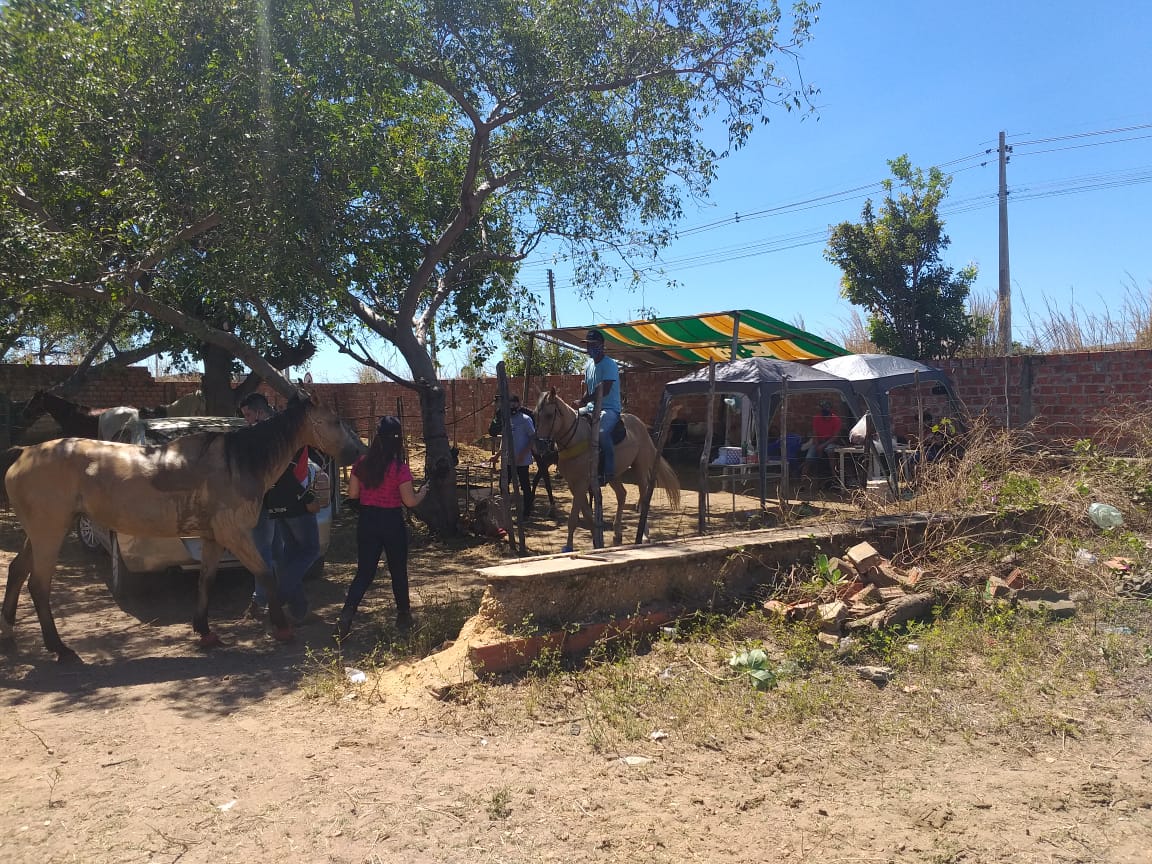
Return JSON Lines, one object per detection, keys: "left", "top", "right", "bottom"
{"left": 520, "top": 120, "right": 1152, "bottom": 285}
{"left": 1012, "top": 122, "right": 1152, "bottom": 148}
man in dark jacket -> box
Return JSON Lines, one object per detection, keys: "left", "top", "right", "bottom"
{"left": 239, "top": 392, "right": 322, "bottom": 625}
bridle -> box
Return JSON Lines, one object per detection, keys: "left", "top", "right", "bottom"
{"left": 535, "top": 396, "right": 582, "bottom": 456}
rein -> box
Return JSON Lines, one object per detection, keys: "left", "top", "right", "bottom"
{"left": 540, "top": 400, "right": 588, "bottom": 461}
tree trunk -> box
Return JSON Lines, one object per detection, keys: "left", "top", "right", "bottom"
{"left": 201, "top": 342, "right": 235, "bottom": 416}
{"left": 381, "top": 326, "right": 460, "bottom": 537}
{"left": 415, "top": 382, "right": 459, "bottom": 535}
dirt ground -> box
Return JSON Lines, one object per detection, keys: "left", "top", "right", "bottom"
{"left": 2, "top": 462, "right": 1151, "bottom": 864}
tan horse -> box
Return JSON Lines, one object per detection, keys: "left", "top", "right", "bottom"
{"left": 164, "top": 390, "right": 206, "bottom": 416}
{"left": 533, "top": 390, "right": 680, "bottom": 551}
{"left": 0, "top": 394, "right": 365, "bottom": 662}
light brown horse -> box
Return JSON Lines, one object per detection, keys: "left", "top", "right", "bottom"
{"left": 533, "top": 389, "right": 680, "bottom": 551}
{"left": 0, "top": 394, "right": 365, "bottom": 662}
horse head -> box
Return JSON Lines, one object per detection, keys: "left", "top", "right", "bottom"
{"left": 534, "top": 388, "right": 582, "bottom": 453}
{"left": 21, "top": 391, "right": 47, "bottom": 425}
{"left": 300, "top": 396, "right": 367, "bottom": 464}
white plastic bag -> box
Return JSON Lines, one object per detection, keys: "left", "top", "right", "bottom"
{"left": 848, "top": 414, "right": 868, "bottom": 445}
{"left": 1087, "top": 503, "right": 1124, "bottom": 530}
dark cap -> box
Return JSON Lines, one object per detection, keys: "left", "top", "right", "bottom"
{"left": 377, "top": 415, "right": 402, "bottom": 438}
{"left": 585, "top": 329, "right": 605, "bottom": 343}
{"left": 818, "top": 399, "right": 833, "bottom": 410}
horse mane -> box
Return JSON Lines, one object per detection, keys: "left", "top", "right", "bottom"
{"left": 24, "top": 390, "right": 103, "bottom": 437}
{"left": 535, "top": 391, "right": 575, "bottom": 417}
{"left": 222, "top": 397, "right": 308, "bottom": 481}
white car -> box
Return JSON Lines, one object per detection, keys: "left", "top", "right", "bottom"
{"left": 76, "top": 416, "right": 335, "bottom": 597}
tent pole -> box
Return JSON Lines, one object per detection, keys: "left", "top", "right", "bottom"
{"left": 698, "top": 361, "right": 717, "bottom": 534}
{"left": 730, "top": 311, "right": 741, "bottom": 360}
{"left": 779, "top": 378, "right": 789, "bottom": 512}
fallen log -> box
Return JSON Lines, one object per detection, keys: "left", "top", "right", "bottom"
{"left": 845, "top": 593, "right": 934, "bottom": 631}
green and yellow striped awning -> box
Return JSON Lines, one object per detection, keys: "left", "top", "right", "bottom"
{"left": 534, "top": 310, "right": 847, "bottom": 368}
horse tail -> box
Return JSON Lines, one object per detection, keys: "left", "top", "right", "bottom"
{"left": 651, "top": 454, "right": 681, "bottom": 510}
{"left": 0, "top": 446, "right": 25, "bottom": 508}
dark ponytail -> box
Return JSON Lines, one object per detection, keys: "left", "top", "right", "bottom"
{"left": 354, "top": 416, "right": 403, "bottom": 488}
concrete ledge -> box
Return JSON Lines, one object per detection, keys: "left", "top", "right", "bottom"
{"left": 474, "top": 511, "right": 1032, "bottom": 631}
{"left": 424, "top": 508, "right": 1042, "bottom": 681}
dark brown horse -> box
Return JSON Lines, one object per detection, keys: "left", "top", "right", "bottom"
{"left": 22, "top": 390, "right": 104, "bottom": 438}
{"left": 1, "top": 393, "right": 365, "bottom": 662}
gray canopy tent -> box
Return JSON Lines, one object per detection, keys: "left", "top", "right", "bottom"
{"left": 635, "top": 359, "right": 860, "bottom": 535}
{"left": 812, "top": 354, "right": 966, "bottom": 493}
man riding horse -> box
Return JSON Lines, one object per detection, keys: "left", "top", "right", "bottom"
{"left": 572, "top": 329, "right": 620, "bottom": 485}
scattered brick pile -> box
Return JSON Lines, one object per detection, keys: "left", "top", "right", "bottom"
{"left": 763, "top": 542, "right": 935, "bottom": 648}
{"left": 764, "top": 540, "right": 1080, "bottom": 647}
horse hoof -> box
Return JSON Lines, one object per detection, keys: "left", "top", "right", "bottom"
{"left": 273, "top": 626, "right": 295, "bottom": 643}
{"left": 198, "top": 632, "right": 223, "bottom": 650}
{"left": 56, "top": 648, "right": 84, "bottom": 664}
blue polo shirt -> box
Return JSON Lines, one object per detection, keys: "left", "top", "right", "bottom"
{"left": 584, "top": 355, "right": 621, "bottom": 413}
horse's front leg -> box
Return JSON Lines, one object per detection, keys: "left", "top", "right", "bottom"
{"left": 562, "top": 478, "right": 592, "bottom": 553}
{"left": 563, "top": 496, "right": 581, "bottom": 552}
{"left": 0, "top": 541, "right": 32, "bottom": 654}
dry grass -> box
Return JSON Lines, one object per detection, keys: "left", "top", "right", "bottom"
{"left": 1020, "top": 278, "right": 1152, "bottom": 353}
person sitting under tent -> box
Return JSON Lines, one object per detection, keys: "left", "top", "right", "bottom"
{"left": 800, "top": 399, "right": 843, "bottom": 479}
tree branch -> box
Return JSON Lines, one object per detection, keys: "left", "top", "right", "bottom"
{"left": 319, "top": 325, "right": 421, "bottom": 391}
{"left": 39, "top": 281, "right": 297, "bottom": 398}
{"left": 9, "top": 185, "right": 62, "bottom": 233}
{"left": 130, "top": 212, "right": 222, "bottom": 277}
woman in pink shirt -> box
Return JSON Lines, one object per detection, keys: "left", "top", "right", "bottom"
{"left": 336, "top": 416, "right": 428, "bottom": 639}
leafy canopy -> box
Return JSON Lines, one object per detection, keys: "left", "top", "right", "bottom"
{"left": 824, "top": 156, "right": 978, "bottom": 359}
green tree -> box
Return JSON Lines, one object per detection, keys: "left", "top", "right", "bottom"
{"left": 315, "top": 0, "right": 820, "bottom": 532}
{"left": 501, "top": 317, "right": 585, "bottom": 379}
{"left": 3, "top": 0, "right": 821, "bottom": 534}
{"left": 0, "top": 0, "right": 324, "bottom": 409}
{"left": 824, "top": 155, "right": 978, "bottom": 359}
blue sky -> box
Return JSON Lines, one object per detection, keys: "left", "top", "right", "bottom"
{"left": 308, "top": 0, "right": 1152, "bottom": 380}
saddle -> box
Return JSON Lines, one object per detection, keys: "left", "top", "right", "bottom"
{"left": 580, "top": 413, "right": 627, "bottom": 445}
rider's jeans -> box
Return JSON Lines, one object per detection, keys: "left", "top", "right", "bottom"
{"left": 598, "top": 409, "right": 620, "bottom": 478}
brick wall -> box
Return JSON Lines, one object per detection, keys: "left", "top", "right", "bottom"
{"left": 5, "top": 348, "right": 1151, "bottom": 449}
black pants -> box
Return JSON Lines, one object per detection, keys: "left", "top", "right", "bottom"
{"left": 508, "top": 464, "right": 534, "bottom": 514}
{"left": 341, "top": 506, "right": 409, "bottom": 626}
{"left": 532, "top": 455, "right": 554, "bottom": 502}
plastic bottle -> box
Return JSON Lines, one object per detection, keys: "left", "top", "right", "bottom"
{"left": 1087, "top": 502, "right": 1124, "bottom": 529}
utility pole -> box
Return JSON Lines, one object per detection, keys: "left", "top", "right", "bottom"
{"left": 998, "top": 130, "right": 1012, "bottom": 355}
{"left": 547, "top": 269, "right": 560, "bottom": 371}
{"left": 547, "top": 269, "right": 558, "bottom": 327}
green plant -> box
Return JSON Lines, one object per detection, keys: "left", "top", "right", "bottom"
{"left": 486, "top": 787, "right": 513, "bottom": 820}
{"left": 812, "top": 552, "right": 845, "bottom": 586}
{"left": 995, "top": 472, "right": 1042, "bottom": 513}
{"left": 728, "top": 648, "right": 778, "bottom": 691}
